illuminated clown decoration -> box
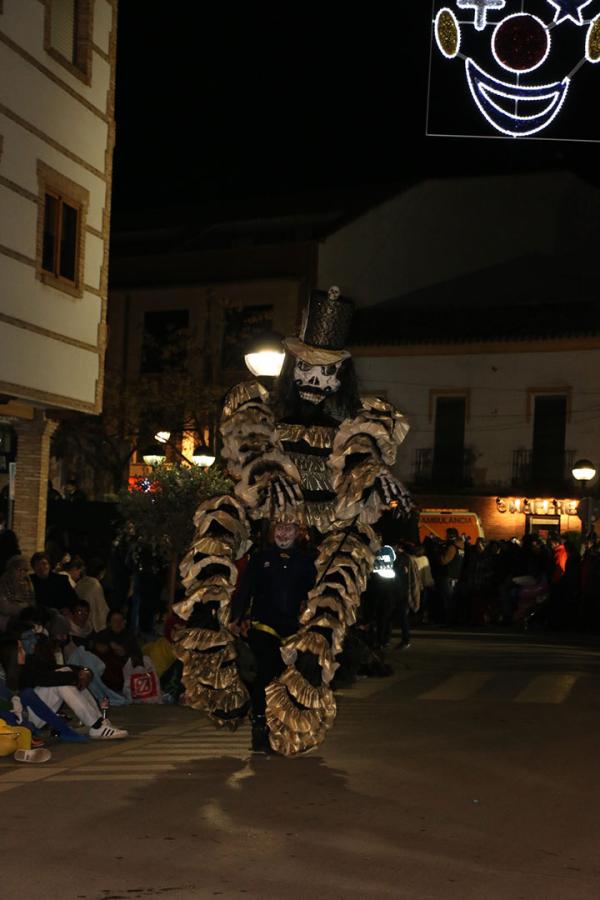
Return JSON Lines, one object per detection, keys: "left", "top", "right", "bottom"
{"left": 433, "top": 0, "right": 600, "bottom": 136}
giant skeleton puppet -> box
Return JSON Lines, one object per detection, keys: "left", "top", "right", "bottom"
{"left": 172, "top": 287, "right": 413, "bottom": 755}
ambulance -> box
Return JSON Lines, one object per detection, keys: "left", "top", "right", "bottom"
{"left": 418, "top": 509, "right": 485, "bottom": 544}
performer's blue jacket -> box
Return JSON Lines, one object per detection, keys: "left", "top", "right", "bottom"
{"left": 231, "top": 544, "right": 316, "bottom": 639}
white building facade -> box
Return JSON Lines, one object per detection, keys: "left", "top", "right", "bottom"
{"left": 352, "top": 337, "right": 600, "bottom": 538}
{"left": 0, "top": 0, "right": 117, "bottom": 556}
{"left": 316, "top": 172, "right": 600, "bottom": 538}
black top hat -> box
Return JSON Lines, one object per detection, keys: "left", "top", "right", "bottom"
{"left": 283, "top": 286, "right": 354, "bottom": 364}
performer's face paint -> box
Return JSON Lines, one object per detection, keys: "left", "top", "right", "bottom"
{"left": 274, "top": 522, "right": 299, "bottom": 549}
{"left": 293, "top": 359, "right": 342, "bottom": 404}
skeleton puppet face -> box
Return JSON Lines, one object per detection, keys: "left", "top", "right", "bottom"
{"left": 293, "top": 359, "right": 342, "bottom": 404}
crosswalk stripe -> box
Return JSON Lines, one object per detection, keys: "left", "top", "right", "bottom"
{"left": 49, "top": 774, "right": 203, "bottom": 782}
{"left": 515, "top": 673, "right": 579, "bottom": 704}
{"left": 119, "top": 744, "right": 249, "bottom": 762}
{"left": 418, "top": 672, "right": 493, "bottom": 701}
{"left": 83, "top": 764, "right": 180, "bottom": 770}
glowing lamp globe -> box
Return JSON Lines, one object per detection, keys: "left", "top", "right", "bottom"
{"left": 142, "top": 449, "right": 165, "bottom": 466}
{"left": 244, "top": 332, "right": 285, "bottom": 377}
{"left": 192, "top": 446, "right": 216, "bottom": 468}
{"left": 572, "top": 459, "right": 597, "bottom": 482}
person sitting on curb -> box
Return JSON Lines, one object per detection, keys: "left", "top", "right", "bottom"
{"left": 0, "top": 634, "right": 90, "bottom": 747}
{"left": 91, "top": 610, "right": 143, "bottom": 693}
{"left": 19, "top": 633, "right": 127, "bottom": 740}
{"left": 30, "top": 552, "right": 78, "bottom": 613}
{"left": 75, "top": 557, "right": 110, "bottom": 632}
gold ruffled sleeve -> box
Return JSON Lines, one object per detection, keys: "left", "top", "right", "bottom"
{"left": 329, "top": 396, "right": 412, "bottom": 524}
{"left": 265, "top": 521, "right": 379, "bottom": 756}
{"left": 171, "top": 494, "right": 251, "bottom": 729}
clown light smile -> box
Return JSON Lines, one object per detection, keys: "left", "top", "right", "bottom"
{"left": 465, "top": 58, "right": 570, "bottom": 136}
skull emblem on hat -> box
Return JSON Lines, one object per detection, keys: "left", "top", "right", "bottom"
{"left": 432, "top": 0, "right": 600, "bottom": 137}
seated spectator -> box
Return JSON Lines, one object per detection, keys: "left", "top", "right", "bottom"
{"left": 0, "top": 556, "right": 35, "bottom": 632}
{"left": 75, "top": 557, "right": 109, "bottom": 632}
{"left": 0, "top": 634, "right": 96, "bottom": 743}
{"left": 59, "top": 604, "right": 129, "bottom": 708}
{"left": 60, "top": 555, "right": 85, "bottom": 591}
{"left": 143, "top": 620, "right": 184, "bottom": 704}
{"left": 30, "top": 551, "right": 78, "bottom": 613}
{"left": 20, "top": 633, "right": 127, "bottom": 740}
{"left": 91, "top": 610, "right": 143, "bottom": 692}
{"left": 65, "top": 598, "right": 94, "bottom": 648}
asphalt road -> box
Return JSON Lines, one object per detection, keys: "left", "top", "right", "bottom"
{"left": 2, "top": 629, "right": 600, "bottom": 900}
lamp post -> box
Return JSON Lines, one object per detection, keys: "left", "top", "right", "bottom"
{"left": 572, "top": 457, "right": 597, "bottom": 537}
{"left": 143, "top": 431, "right": 215, "bottom": 468}
{"left": 244, "top": 331, "right": 285, "bottom": 379}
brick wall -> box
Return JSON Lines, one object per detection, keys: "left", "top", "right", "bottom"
{"left": 13, "top": 413, "right": 57, "bottom": 561}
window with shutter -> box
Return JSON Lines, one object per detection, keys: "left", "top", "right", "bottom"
{"left": 45, "top": 0, "right": 92, "bottom": 81}
{"left": 50, "top": 0, "right": 76, "bottom": 63}
{"left": 36, "top": 162, "right": 89, "bottom": 299}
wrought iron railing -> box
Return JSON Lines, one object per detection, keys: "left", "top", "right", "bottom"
{"left": 414, "top": 447, "right": 474, "bottom": 487}
{"left": 511, "top": 448, "right": 575, "bottom": 488}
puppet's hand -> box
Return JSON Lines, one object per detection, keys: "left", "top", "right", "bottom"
{"left": 267, "top": 473, "right": 303, "bottom": 513}
{"left": 376, "top": 472, "right": 413, "bottom": 516}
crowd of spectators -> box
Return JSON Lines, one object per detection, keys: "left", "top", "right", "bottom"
{"left": 416, "top": 528, "right": 600, "bottom": 632}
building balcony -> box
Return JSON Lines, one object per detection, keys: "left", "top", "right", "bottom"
{"left": 413, "top": 447, "right": 474, "bottom": 489}
{"left": 511, "top": 448, "right": 575, "bottom": 492}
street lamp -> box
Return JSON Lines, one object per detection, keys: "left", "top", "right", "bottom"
{"left": 244, "top": 331, "right": 285, "bottom": 378}
{"left": 572, "top": 458, "right": 596, "bottom": 483}
{"left": 572, "top": 458, "right": 597, "bottom": 537}
{"left": 192, "top": 445, "right": 216, "bottom": 468}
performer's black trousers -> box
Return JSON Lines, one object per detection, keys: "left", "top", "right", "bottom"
{"left": 246, "top": 628, "right": 285, "bottom": 716}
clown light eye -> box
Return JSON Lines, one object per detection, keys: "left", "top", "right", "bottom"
{"left": 586, "top": 15, "right": 600, "bottom": 62}
{"left": 435, "top": 7, "right": 461, "bottom": 59}
{"left": 492, "top": 14, "right": 550, "bottom": 73}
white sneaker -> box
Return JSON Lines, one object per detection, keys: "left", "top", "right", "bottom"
{"left": 89, "top": 720, "right": 128, "bottom": 740}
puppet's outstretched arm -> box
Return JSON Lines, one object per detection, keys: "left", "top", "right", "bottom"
{"left": 220, "top": 381, "right": 303, "bottom": 520}
{"left": 330, "top": 397, "right": 413, "bottom": 524}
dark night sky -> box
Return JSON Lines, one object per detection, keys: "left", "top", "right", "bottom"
{"left": 112, "top": 3, "right": 600, "bottom": 218}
